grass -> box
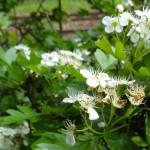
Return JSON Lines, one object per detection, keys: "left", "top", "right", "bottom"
{"left": 14, "top": 0, "right": 91, "bottom": 14}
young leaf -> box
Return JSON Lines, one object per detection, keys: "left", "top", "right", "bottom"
{"left": 95, "top": 37, "right": 113, "bottom": 55}
{"left": 132, "top": 136, "right": 148, "bottom": 147}
{"left": 94, "top": 49, "right": 117, "bottom": 70}
{"left": 138, "top": 67, "right": 150, "bottom": 76}
{"left": 115, "top": 42, "right": 126, "bottom": 60}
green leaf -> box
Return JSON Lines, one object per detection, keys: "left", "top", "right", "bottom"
{"left": 0, "top": 106, "right": 41, "bottom": 125}
{"left": 66, "top": 65, "right": 85, "bottom": 81}
{"left": 9, "top": 64, "right": 26, "bottom": 82}
{"left": 29, "top": 51, "right": 41, "bottom": 65}
{"left": 35, "top": 143, "right": 64, "bottom": 150}
{"left": 132, "top": 136, "right": 148, "bottom": 147}
{"left": 145, "top": 114, "right": 150, "bottom": 144}
{"left": 94, "top": 49, "right": 117, "bottom": 70}
{"left": 32, "top": 132, "right": 73, "bottom": 150}
{"left": 95, "top": 37, "right": 113, "bottom": 55}
{"left": 3, "top": 48, "right": 17, "bottom": 65}
{"left": 138, "top": 67, "right": 150, "bottom": 76}
{"left": 115, "top": 42, "right": 126, "bottom": 60}
{"left": 104, "top": 131, "right": 138, "bottom": 150}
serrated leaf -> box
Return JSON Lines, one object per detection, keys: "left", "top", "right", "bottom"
{"left": 95, "top": 37, "right": 113, "bottom": 55}
{"left": 0, "top": 106, "right": 41, "bottom": 125}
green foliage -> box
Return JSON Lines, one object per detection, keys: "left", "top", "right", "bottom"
{"left": 0, "top": 0, "right": 149, "bottom": 149}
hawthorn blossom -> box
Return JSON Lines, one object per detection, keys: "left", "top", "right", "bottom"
{"left": 106, "top": 77, "right": 135, "bottom": 88}
{"left": 41, "top": 52, "right": 59, "bottom": 66}
{"left": 62, "top": 120, "right": 76, "bottom": 146}
{"left": 14, "top": 44, "right": 31, "bottom": 60}
{"left": 125, "top": 84, "right": 145, "bottom": 105}
{"left": 104, "top": 88, "right": 127, "bottom": 108}
{"left": 102, "top": 16, "right": 123, "bottom": 33}
{"left": 41, "top": 50, "right": 83, "bottom": 69}
{"left": 80, "top": 69, "right": 110, "bottom": 88}
{"left": 116, "top": 4, "right": 124, "bottom": 13}
{"left": 78, "top": 94, "right": 99, "bottom": 120}
{"left": 134, "top": 7, "right": 150, "bottom": 20}
{"left": 63, "top": 91, "right": 99, "bottom": 120}
{"left": 119, "top": 12, "right": 137, "bottom": 26}
{"left": 0, "top": 122, "right": 30, "bottom": 149}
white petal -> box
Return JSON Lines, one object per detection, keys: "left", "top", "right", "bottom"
{"left": 99, "top": 73, "right": 110, "bottom": 81}
{"left": 99, "top": 79, "right": 107, "bottom": 88}
{"left": 62, "top": 98, "right": 76, "bottom": 103}
{"left": 86, "top": 78, "right": 99, "bottom": 88}
{"left": 97, "top": 122, "right": 105, "bottom": 127}
{"left": 66, "top": 134, "right": 75, "bottom": 146}
{"left": 80, "top": 69, "right": 93, "bottom": 78}
{"left": 105, "top": 25, "right": 114, "bottom": 33}
{"left": 131, "top": 33, "right": 139, "bottom": 43}
{"left": 115, "top": 25, "right": 123, "bottom": 33}
{"left": 102, "top": 16, "right": 112, "bottom": 25}
{"left": 87, "top": 108, "right": 99, "bottom": 120}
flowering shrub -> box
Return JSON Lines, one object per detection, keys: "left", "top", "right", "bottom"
{"left": 0, "top": 2, "right": 150, "bottom": 150}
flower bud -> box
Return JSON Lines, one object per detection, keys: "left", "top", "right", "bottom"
{"left": 116, "top": 4, "right": 124, "bottom": 13}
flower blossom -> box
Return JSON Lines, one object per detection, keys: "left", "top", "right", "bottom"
{"left": 14, "top": 44, "right": 31, "bottom": 60}
{"left": 62, "top": 119, "right": 76, "bottom": 146}
{"left": 125, "top": 84, "right": 145, "bottom": 105}
{"left": 80, "top": 69, "right": 110, "bottom": 88}
{"left": 102, "top": 16, "right": 123, "bottom": 33}
{"left": 41, "top": 50, "right": 83, "bottom": 69}
{"left": 63, "top": 91, "right": 99, "bottom": 120}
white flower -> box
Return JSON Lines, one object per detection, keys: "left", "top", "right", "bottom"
{"left": 135, "top": 7, "right": 150, "bottom": 20}
{"left": 106, "top": 77, "right": 135, "bottom": 88}
{"left": 97, "top": 122, "right": 105, "bottom": 128}
{"left": 125, "top": 84, "right": 145, "bottom": 105}
{"left": 119, "top": 12, "right": 136, "bottom": 26}
{"left": 78, "top": 94, "right": 99, "bottom": 120}
{"left": 80, "top": 69, "right": 110, "bottom": 88}
{"left": 125, "top": 0, "right": 134, "bottom": 7}
{"left": 62, "top": 91, "right": 80, "bottom": 103}
{"left": 16, "top": 121, "right": 30, "bottom": 135}
{"left": 102, "top": 16, "right": 123, "bottom": 33}
{"left": 41, "top": 52, "right": 59, "bottom": 66}
{"left": 63, "top": 91, "right": 99, "bottom": 120}
{"left": 62, "top": 120, "right": 76, "bottom": 146}
{"left": 15, "top": 44, "right": 31, "bottom": 60}
{"left": 0, "top": 135, "right": 14, "bottom": 150}
{"left": 0, "top": 127, "right": 16, "bottom": 137}
{"left": 87, "top": 107, "right": 99, "bottom": 120}
{"left": 116, "top": 4, "right": 124, "bottom": 13}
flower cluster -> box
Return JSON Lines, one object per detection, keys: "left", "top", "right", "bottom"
{"left": 102, "top": 5, "right": 150, "bottom": 48}
{"left": 0, "top": 121, "right": 30, "bottom": 150}
{"left": 41, "top": 50, "right": 83, "bottom": 69}
{"left": 80, "top": 68, "right": 145, "bottom": 108}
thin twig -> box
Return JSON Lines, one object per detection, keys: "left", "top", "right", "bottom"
{"left": 37, "top": 0, "right": 55, "bottom": 32}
